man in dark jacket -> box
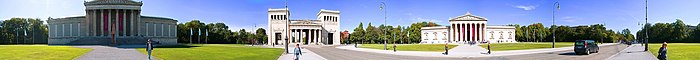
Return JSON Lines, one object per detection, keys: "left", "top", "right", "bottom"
{"left": 146, "top": 39, "right": 153, "bottom": 60}
{"left": 442, "top": 43, "right": 448, "bottom": 55}
{"left": 658, "top": 42, "right": 667, "bottom": 60}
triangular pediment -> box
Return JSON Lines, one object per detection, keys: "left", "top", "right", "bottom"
{"left": 449, "top": 12, "right": 487, "bottom": 21}
{"left": 85, "top": 0, "right": 143, "bottom": 6}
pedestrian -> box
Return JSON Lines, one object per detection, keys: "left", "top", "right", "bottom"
{"left": 487, "top": 41, "right": 491, "bottom": 54}
{"left": 294, "top": 44, "right": 302, "bottom": 60}
{"left": 657, "top": 42, "right": 668, "bottom": 60}
{"left": 355, "top": 42, "right": 358, "bottom": 48}
{"left": 393, "top": 44, "right": 397, "bottom": 52}
{"left": 146, "top": 39, "right": 153, "bottom": 60}
{"left": 443, "top": 43, "right": 449, "bottom": 55}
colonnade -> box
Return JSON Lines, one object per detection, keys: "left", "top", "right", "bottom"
{"left": 85, "top": 9, "right": 140, "bottom": 37}
{"left": 290, "top": 29, "right": 323, "bottom": 45}
{"left": 450, "top": 23, "right": 485, "bottom": 43}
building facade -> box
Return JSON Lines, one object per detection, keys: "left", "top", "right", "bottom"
{"left": 47, "top": 0, "right": 178, "bottom": 45}
{"left": 267, "top": 8, "right": 341, "bottom": 45}
{"left": 420, "top": 12, "right": 516, "bottom": 44}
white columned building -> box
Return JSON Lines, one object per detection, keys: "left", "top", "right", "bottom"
{"left": 47, "top": 0, "right": 178, "bottom": 45}
{"left": 267, "top": 8, "right": 341, "bottom": 45}
{"left": 420, "top": 12, "right": 517, "bottom": 44}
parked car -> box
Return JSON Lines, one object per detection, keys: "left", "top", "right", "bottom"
{"left": 574, "top": 40, "right": 599, "bottom": 55}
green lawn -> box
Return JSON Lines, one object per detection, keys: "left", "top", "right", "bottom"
{"left": 137, "top": 44, "right": 284, "bottom": 60}
{"left": 649, "top": 43, "right": 700, "bottom": 60}
{"left": 0, "top": 45, "right": 92, "bottom": 60}
{"left": 479, "top": 42, "right": 576, "bottom": 51}
{"left": 359, "top": 44, "right": 457, "bottom": 52}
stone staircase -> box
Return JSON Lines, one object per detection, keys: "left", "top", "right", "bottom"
{"left": 67, "top": 37, "right": 149, "bottom": 47}
{"left": 67, "top": 37, "right": 112, "bottom": 45}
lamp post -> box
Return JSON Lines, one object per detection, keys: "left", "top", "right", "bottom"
{"left": 380, "top": 1, "right": 388, "bottom": 50}
{"left": 552, "top": 1, "right": 560, "bottom": 48}
{"left": 644, "top": 0, "right": 649, "bottom": 51}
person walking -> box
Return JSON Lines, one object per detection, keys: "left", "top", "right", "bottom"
{"left": 442, "top": 43, "right": 449, "bottom": 55}
{"left": 487, "top": 41, "right": 491, "bottom": 54}
{"left": 294, "top": 44, "right": 302, "bottom": 60}
{"left": 146, "top": 39, "right": 153, "bottom": 60}
{"left": 393, "top": 44, "right": 397, "bottom": 52}
{"left": 657, "top": 42, "right": 668, "bottom": 60}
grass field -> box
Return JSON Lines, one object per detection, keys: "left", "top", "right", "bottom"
{"left": 0, "top": 45, "right": 92, "bottom": 60}
{"left": 649, "top": 43, "right": 700, "bottom": 60}
{"left": 359, "top": 44, "right": 457, "bottom": 52}
{"left": 137, "top": 44, "right": 284, "bottom": 60}
{"left": 479, "top": 42, "right": 576, "bottom": 51}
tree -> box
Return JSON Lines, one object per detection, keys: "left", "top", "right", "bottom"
{"left": 622, "top": 29, "right": 635, "bottom": 41}
{"left": 350, "top": 22, "right": 365, "bottom": 43}
{"left": 255, "top": 28, "right": 267, "bottom": 44}
{"left": 670, "top": 19, "right": 690, "bottom": 42}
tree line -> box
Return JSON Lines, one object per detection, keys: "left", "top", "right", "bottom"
{"left": 0, "top": 18, "right": 49, "bottom": 44}
{"left": 637, "top": 19, "right": 700, "bottom": 43}
{"left": 346, "top": 22, "right": 440, "bottom": 44}
{"left": 176, "top": 20, "right": 267, "bottom": 44}
{"left": 512, "top": 23, "right": 635, "bottom": 43}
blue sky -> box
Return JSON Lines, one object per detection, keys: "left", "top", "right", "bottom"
{"left": 1, "top": 0, "right": 699, "bottom": 35}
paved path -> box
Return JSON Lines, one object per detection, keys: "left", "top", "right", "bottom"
{"left": 335, "top": 43, "right": 617, "bottom": 58}
{"left": 74, "top": 46, "right": 157, "bottom": 60}
{"left": 262, "top": 45, "right": 327, "bottom": 60}
{"left": 484, "top": 43, "right": 628, "bottom": 60}
{"left": 606, "top": 44, "right": 658, "bottom": 60}
{"left": 306, "top": 46, "right": 467, "bottom": 60}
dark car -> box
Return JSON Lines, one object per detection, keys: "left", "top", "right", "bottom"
{"left": 574, "top": 40, "right": 599, "bottom": 55}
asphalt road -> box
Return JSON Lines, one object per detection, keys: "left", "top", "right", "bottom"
{"left": 481, "top": 44, "right": 629, "bottom": 60}
{"left": 305, "top": 44, "right": 628, "bottom": 60}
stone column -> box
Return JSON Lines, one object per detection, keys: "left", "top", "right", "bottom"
{"left": 315, "top": 30, "right": 321, "bottom": 44}
{"left": 457, "top": 24, "right": 461, "bottom": 42}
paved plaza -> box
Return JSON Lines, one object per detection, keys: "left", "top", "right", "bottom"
{"left": 74, "top": 46, "right": 157, "bottom": 60}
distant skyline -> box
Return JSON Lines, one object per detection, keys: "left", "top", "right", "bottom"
{"left": 1, "top": 0, "right": 700, "bottom": 35}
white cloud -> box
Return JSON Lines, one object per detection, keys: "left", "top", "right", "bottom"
{"left": 514, "top": 5, "right": 537, "bottom": 11}
{"left": 561, "top": 16, "right": 576, "bottom": 23}
{"left": 413, "top": 17, "right": 441, "bottom": 23}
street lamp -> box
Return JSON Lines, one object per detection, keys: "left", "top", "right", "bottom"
{"left": 552, "top": 1, "right": 560, "bottom": 48}
{"left": 644, "top": 0, "right": 649, "bottom": 51}
{"left": 380, "top": 1, "right": 388, "bottom": 50}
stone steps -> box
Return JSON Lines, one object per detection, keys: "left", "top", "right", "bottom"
{"left": 66, "top": 37, "right": 148, "bottom": 46}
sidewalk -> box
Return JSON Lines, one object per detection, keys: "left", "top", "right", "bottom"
{"left": 335, "top": 43, "right": 617, "bottom": 58}
{"left": 266, "top": 45, "right": 327, "bottom": 60}
{"left": 74, "top": 46, "right": 157, "bottom": 60}
{"left": 606, "top": 44, "right": 657, "bottom": 60}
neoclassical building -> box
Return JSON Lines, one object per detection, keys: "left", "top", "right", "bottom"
{"left": 47, "top": 0, "right": 178, "bottom": 45}
{"left": 267, "top": 8, "right": 341, "bottom": 45}
{"left": 420, "top": 12, "right": 516, "bottom": 44}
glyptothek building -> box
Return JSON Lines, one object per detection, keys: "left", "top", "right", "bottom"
{"left": 47, "top": 0, "right": 178, "bottom": 45}
{"left": 420, "top": 12, "right": 517, "bottom": 44}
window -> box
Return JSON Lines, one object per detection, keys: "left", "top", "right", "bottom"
{"left": 433, "top": 32, "right": 438, "bottom": 40}
{"left": 509, "top": 32, "right": 513, "bottom": 39}
{"left": 499, "top": 31, "right": 504, "bottom": 39}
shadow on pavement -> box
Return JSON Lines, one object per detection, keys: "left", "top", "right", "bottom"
{"left": 153, "top": 45, "right": 200, "bottom": 48}
{"left": 626, "top": 51, "right": 646, "bottom": 53}
{"left": 558, "top": 52, "right": 585, "bottom": 56}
